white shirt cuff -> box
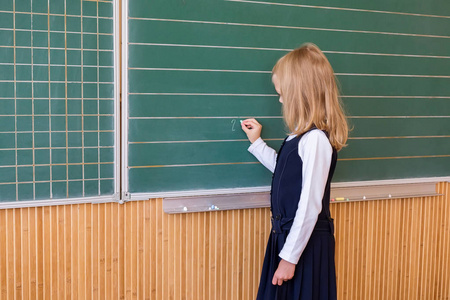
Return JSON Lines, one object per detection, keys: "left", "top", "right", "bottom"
{"left": 247, "top": 137, "right": 264, "bottom": 153}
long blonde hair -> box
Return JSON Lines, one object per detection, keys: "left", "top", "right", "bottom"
{"left": 272, "top": 43, "right": 348, "bottom": 151}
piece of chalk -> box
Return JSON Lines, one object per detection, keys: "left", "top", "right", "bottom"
{"left": 335, "top": 197, "right": 345, "bottom": 201}
{"left": 240, "top": 120, "right": 243, "bottom": 124}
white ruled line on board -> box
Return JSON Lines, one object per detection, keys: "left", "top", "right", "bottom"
{"left": 128, "top": 138, "right": 283, "bottom": 144}
{"left": 349, "top": 135, "right": 450, "bottom": 140}
{"left": 341, "top": 95, "right": 450, "bottom": 99}
{"left": 347, "top": 116, "right": 450, "bottom": 119}
{"left": 0, "top": 45, "right": 114, "bottom": 52}
{"left": 0, "top": 114, "right": 114, "bottom": 117}
{"left": 0, "top": 97, "right": 115, "bottom": 100}
{"left": 0, "top": 80, "right": 114, "bottom": 84}
{"left": 225, "top": 0, "right": 450, "bottom": 19}
{"left": 0, "top": 10, "right": 114, "bottom": 20}
{"left": 0, "top": 64, "right": 113, "bottom": 69}
{"left": 339, "top": 154, "right": 450, "bottom": 161}
{"left": 128, "top": 116, "right": 282, "bottom": 120}
{"left": 126, "top": 93, "right": 450, "bottom": 98}
{"left": 129, "top": 162, "right": 260, "bottom": 168}
{"left": 129, "top": 17, "right": 450, "bottom": 39}
{"left": 0, "top": 130, "right": 114, "bottom": 134}
{"left": 336, "top": 73, "right": 450, "bottom": 79}
{"left": 128, "top": 92, "right": 278, "bottom": 96}
{"left": 127, "top": 154, "right": 450, "bottom": 169}
{"left": 0, "top": 146, "right": 114, "bottom": 151}
{"left": 127, "top": 67, "right": 450, "bottom": 78}
{"left": 129, "top": 67, "right": 271, "bottom": 74}
{"left": 127, "top": 116, "right": 449, "bottom": 120}
{"left": 129, "top": 43, "right": 450, "bottom": 59}
{"left": 0, "top": 162, "right": 114, "bottom": 169}
{"left": 0, "top": 27, "right": 113, "bottom": 36}
{"left": 127, "top": 136, "right": 450, "bottom": 145}
{"left": 0, "top": 178, "right": 115, "bottom": 186}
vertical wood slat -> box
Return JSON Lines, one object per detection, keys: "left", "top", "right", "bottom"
{"left": 0, "top": 183, "right": 449, "bottom": 299}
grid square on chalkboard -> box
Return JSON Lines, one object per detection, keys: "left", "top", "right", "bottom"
{"left": 0, "top": 167, "right": 16, "bottom": 184}
{"left": 34, "top": 133, "right": 50, "bottom": 148}
{"left": 16, "top": 48, "right": 31, "bottom": 63}
{"left": 0, "top": 30, "right": 13, "bottom": 47}
{"left": 67, "top": 33, "right": 82, "bottom": 49}
{"left": 68, "top": 165, "right": 82, "bottom": 180}
{"left": 0, "top": 1, "right": 13, "bottom": 11}
{"left": 67, "top": 50, "right": 81, "bottom": 65}
{"left": 33, "top": 14, "right": 48, "bottom": 30}
{"left": 0, "top": 100, "right": 15, "bottom": 115}
{"left": 35, "top": 183, "right": 50, "bottom": 200}
{"left": 67, "top": 0, "right": 81, "bottom": 15}
{"left": 16, "top": 30, "right": 31, "bottom": 47}
{"left": 17, "top": 150, "right": 33, "bottom": 166}
{"left": 15, "top": 0, "right": 31, "bottom": 12}
{"left": 35, "top": 166, "right": 50, "bottom": 182}
{"left": 68, "top": 181, "right": 83, "bottom": 198}
{"left": 0, "top": 13, "right": 13, "bottom": 30}
{"left": 98, "top": 2, "right": 113, "bottom": 18}
{"left": 0, "top": 150, "right": 15, "bottom": 166}
{"left": 67, "top": 17, "right": 81, "bottom": 32}
{"left": 15, "top": 13, "right": 31, "bottom": 30}
{"left": 35, "top": 149, "right": 49, "bottom": 165}
{"left": 67, "top": 67, "right": 82, "bottom": 82}
{"left": 18, "top": 184, "right": 33, "bottom": 201}
{"left": 0, "top": 47, "right": 14, "bottom": 64}
{"left": 0, "top": 133, "right": 14, "bottom": 149}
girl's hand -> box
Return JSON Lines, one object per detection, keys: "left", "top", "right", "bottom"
{"left": 241, "top": 118, "right": 262, "bottom": 143}
{"left": 272, "top": 259, "right": 295, "bottom": 285}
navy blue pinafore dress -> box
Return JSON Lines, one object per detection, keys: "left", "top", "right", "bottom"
{"left": 256, "top": 130, "right": 337, "bottom": 300}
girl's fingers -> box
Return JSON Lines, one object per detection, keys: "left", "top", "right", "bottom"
{"left": 241, "top": 122, "right": 251, "bottom": 133}
{"left": 242, "top": 119, "right": 261, "bottom": 129}
{"left": 272, "top": 274, "right": 285, "bottom": 286}
{"left": 272, "top": 275, "right": 277, "bottom": 285}
{"left": 243, "top": 118, "right": 260, "bottom": 125}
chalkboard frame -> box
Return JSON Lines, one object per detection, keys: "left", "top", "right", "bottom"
{"left": 120, "top": 0, "right": 450, "bottom": 201}
{"left": 0, "top": 0, "right": 121, "bottom": 209}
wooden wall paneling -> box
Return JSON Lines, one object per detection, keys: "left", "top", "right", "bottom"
{"left": 16, "top": 209, "right": 22, "bottom": 299}
{"left": 65, "top": 206, "right": 72, "bottom": 299}
{"left": 137, "top": 201, "right": 144, "bottom": 299}
{"left": 437, "top": 182, "right": 450, "bottom": 298}
{"left": 143, "top": 199, "right": 151, "bottom": 299}
{"left": 29, "top": 207, "right": 36, "bottom": 299}
{"left": 91, "top": 204, "right": 98, "bottom": 299}
{"left": 0, "top": 183, "right": 449, "bottom": 299}
{"left": 85, "top": 204, "right": 93, "bottom": 299}
{"left": 99, "top": 204, "right": 106, "bottom": 299}
{"left": 78, "top": 205, "right": 85, "bottom": 299}
{"left": 70, "top": 206, "right": 78, "bottom": 300}
{"left": 0, "top": 209, "right": 6, "bottom": 298}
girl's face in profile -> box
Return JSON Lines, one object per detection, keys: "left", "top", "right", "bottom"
{"left": 272, "top": 74, "right": 283, "bottom": 104}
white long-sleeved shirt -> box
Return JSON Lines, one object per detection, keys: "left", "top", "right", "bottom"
{"left": 248, "top": 129, "right": 332, "bottom": 264}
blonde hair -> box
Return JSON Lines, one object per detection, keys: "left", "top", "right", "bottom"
{"left": 272, "top": 43, "right": 348, "bottom": 151}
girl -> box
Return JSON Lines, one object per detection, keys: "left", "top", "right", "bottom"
{"left": 241, "top": 43, "right": 348, "bottom": 300}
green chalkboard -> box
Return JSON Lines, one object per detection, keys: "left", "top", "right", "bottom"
{"left": 125, "top": 0, "right": 450, "bottom": 195}
{"left": 0, "top": 0, "right": 117, "bottom": 203}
